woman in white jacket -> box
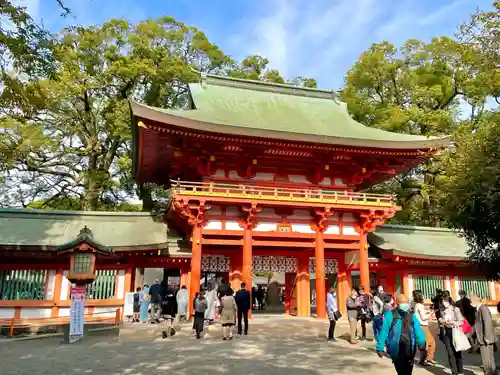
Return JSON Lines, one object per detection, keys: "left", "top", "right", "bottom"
{"left": 327, "top": 287, "right": 339, "bottom": 341}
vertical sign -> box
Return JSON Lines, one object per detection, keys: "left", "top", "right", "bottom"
{"left": 69, "top": 286, "right": 86, "bottom": 343}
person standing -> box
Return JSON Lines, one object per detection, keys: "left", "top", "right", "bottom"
{"left": 412, "top": 290, "right": 435, "bottom": 365}
{"left": 376, "top": 294, "right": 426, "bottom": 375}
{"left": 357, "top": 285, "right": 371, "bottom": 341}
{"left": 132, "top": 287, "right": 141, "bottom": 323}
{"left": 194, "top": 290, "right": 208, "bottom": 339}
{"left": 470, "top": 294, "right": 498, "bottom": 375}
{"left": 372, "top": 289, "right": 385, "bottom": 339}
{"left": 220, "top": 289, "right": 237, "bottom": 340}
{"left": 346, "top": 288, "right": 360, "bottom": 344}
{"left": 176, "top": 285, "right": 189, "bottom": 323}
{"left": 327, "top": 287, "right": 339, "bottom": 342}
{"left": 456, "top": 289, "right": 477, "bottom": 352}
{"left": 139, "top": 284, "right": 150, "bottom": 323}
{"left": 235, "top": 282, "right": 251, "bottom": 335}
{"left": 438, "top": 295, "right": 465, "bottom": 375}
{"left": 149, "top": 279, "right": 162, "bottom": 323}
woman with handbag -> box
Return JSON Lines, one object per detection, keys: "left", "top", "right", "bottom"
{"left": 327, "top": 287, "right": 341, "bottom": 341}
{"left": 220, "top": 288, "right": 237, "bottom": 340}
{"left": 439, "top": 295, "right": 466, "bottom": 375}
{"left": 413, "top": 290, "right": 436, "bottom": 366}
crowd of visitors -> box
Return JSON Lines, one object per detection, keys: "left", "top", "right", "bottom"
{"left": 132, "top": 278, "right": 252, "bottom": 340}
{"left": 325, "top": 285, "right": 498, "bottom": 375}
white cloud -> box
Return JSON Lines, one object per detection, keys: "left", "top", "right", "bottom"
{"left": 230, "top": 0, "right": 487, "bottom": 89}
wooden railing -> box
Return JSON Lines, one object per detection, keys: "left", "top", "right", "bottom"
{"left": 170, "top": 180, "right": 395, "bottom": 207}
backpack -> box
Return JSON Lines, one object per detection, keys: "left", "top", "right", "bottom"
{"left": 387, "top": 309, "right": 415, "bottom": 357}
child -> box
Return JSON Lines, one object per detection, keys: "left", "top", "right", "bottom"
{"left": 133, "top": 287, "right": 141, "bottom": 322}
{"left": 194, "top": 291, "right": 208, "bottom": 339}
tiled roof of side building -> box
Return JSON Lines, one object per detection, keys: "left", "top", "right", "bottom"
{"left": 0, "top": 208, "right": 177, "bottom": 251}
{"left": 369, "top": 224, "right": 469, "bottom": 260}
{"left": 130, "top": 73, "right": 451, "bottom": 150}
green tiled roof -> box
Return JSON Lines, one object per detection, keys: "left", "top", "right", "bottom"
{"left": 369, "top": 225, "right": 469, "bottom": 260}
{"left": 130, "top": 73, "right": 451, "bottom": 150}
{"left": 0, "top": 209, "right": 170, "bottom": 251}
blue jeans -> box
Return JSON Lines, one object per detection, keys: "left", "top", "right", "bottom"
{"left": 373, "top": 315, "right": 382, "bottom": 338}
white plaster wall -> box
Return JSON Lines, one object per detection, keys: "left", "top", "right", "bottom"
{"left": 454, "top": 277, "right": 460, "bottom": 299}
{"left": 0, "top": 308, "right": 15, "bottom": 319}
{"left": 334, "top": 178, "right": 346, "bottom": 186}
{"left": 213, "top": 169, "right": 225, "bottom": 178}
{"left": 144, "top": 268, "right": 163, "bottom": 287}
{"left": 225, "top": 221, "right": 241, "bottom": 231}
{"left": 254, "top": 222, "right": 277, "bottom": 232}
{"left": 324, "top": 225, "right": 340, "bottom": 235}
{"left": 292, "top": 223, "right": 315, "bottom": 233}
{"left": 289, "top": 175, "right": 309, "bottom": 183}
{"left": 58, "top": 308, "right": 71, "bottom": 317}
{"left": 490, "top": 282, "right": 496, "bottom": 300}
{"left": 204, "top": 220, "right": 222, "bottom": 230}
{"left": 116, "top": 270, "right": 125, "bottom": 299}
{"left": 407, "top": 275, "right": 414, "bottom": 296}
{"left": 44, "top": 270, "right": 57, "bottom": 300}
{"left": 320, "top": 177, "right": 331, "bottom": 185}
{"left": 445, "top": 276, "right": 451, "bottom": 293}
{"left": 60, "top": 270, "right": 71, "bottom": 300}
{"left": 228, "top": 170, "right": 240, "bottom": 179}
{"left": 342, "top": 225, "right": 358, "bottom": 235}
{"left": 20, "top": 308, "right": 52, "bottom": 319}
{"left": 254, "top": 172, "right": 274, "bottom": 180}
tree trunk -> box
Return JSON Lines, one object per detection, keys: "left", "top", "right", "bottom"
{"left": 139, "top": 184, "right": 154, "bottom": 212}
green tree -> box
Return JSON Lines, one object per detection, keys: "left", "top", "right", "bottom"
{"left": 341, "top": 37, "right": 484, "bottom": 225}
{"left": 0, "top": 17, "right": 232, "bottom": 210}
{"left": 439, "top": 112, "right": 500, "bottom": 280}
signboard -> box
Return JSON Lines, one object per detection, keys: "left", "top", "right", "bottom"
{"left": 69, "top": 286, "right": 85, "bottom": 343}
{"left": 124, "top": 292, "right": 135, "bottom": 317}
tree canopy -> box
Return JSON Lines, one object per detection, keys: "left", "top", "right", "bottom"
{"left": 0, "top": 15, "right": 314, "bottom": 211}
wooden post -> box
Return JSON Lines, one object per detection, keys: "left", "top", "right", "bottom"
{"left": 336, "top": 258, "right": 348, "bottom": 316}
{"left": 359, "top": 232, "right": 370, "bottom": 291}
{"left": 9, "top": 318, "right": 15, "bottom": 337}
{"left": 189, "top": 225, "right": 203, "bottom": 315}
{"left": 242, "top": 226, "right": 252, "bottom": 318}
{"left": 229, "top": 251, "right": 242, "bottom": 291}
{"left": 315, "top": 230, "right": 326, "bottom": 319}
{"left": 51, "top": 268, "right": 64, "bottom": 318}
{"left": 296, "top": 254, "right": 310, "bottom": 317}
{"left": 285, "top": 273, "right": 293, "bottom": 315}
{"left": 115, "top": 308, "right": 121, "bottom": 325}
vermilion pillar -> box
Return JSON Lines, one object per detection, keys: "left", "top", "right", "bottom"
{"left": 315, "top": 230, "right": 326, "bottom": 319}
{"left": 189, "top": 225, "right": 202, "bottom": 314}
{"left": 230, "top": 251, "right": 242, "bottom": 291}
{"left": 284, "top": 273, "right": 294, "bottom": 315}
{"left": 359, "top": 231, "right": 370, "bottom": 291}
{"left": 336, "top": 258, "right": 348, "bottom": 316}
{"left": 296, "top": 254, "right": 310, "bottom": 317}
{"left": 242, "top": 226, "right": 252, "bottom": 291}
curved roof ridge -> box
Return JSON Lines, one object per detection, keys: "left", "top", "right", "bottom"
{"left": 0, "top": 208, "right": 155, "bottom": 218}
{"left": 197, "top": 71, "right": 340, "bottom": 101}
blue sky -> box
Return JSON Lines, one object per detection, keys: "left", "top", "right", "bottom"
{"left": 20, "top": 0, "right": 495, "bottom": 89}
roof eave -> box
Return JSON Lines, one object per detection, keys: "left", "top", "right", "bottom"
{"left": 130, "top": 101, "right": 452, "bottom": 151}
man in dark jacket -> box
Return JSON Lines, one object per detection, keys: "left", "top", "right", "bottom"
{"left": 234, "top": 282, "right": 251, "bottom": 335}
{"left": 149, "top": 279, "right": 162, "bottom": 323}
{"left": 470, "top": 294, "right": 498, "bottom": 375}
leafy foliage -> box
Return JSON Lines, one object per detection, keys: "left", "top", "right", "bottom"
{"left": 341, "top": 35, "right": 491, "bottom": 225}
{"left": 440, "top": 112, "right": 500, "bottom": 280}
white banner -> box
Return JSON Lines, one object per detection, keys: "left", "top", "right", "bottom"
{"left": 124, "top": 292, "right": 135, "bottom": 317}
{"left": 69, "top": 286, "right": 85, "bottom": 343}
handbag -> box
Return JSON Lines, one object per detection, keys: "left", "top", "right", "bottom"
{"left": 452, "top": 327, "right": 471, "bottom": 352}
{"left": 334, "top": 311, "right": 342, "bottom": 320}
{"left": 461, "top": 319, "right": 473, "bottom": 334}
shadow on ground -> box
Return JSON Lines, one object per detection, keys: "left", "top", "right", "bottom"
{"left": 0, "top": 318, "right": 497, "bottom": 375}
